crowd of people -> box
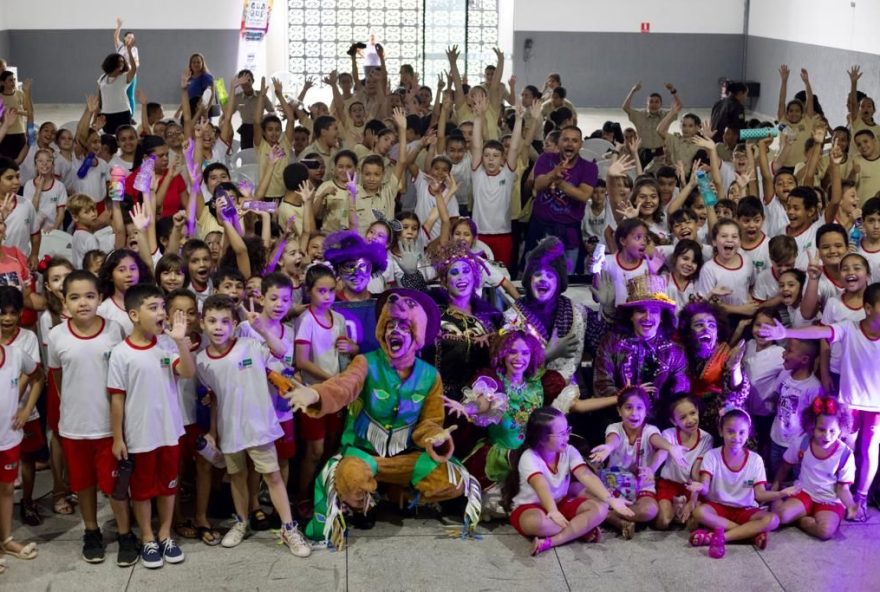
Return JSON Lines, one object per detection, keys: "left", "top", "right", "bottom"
{"left": 1, "top": 15, "right": 879, "bottom": 574}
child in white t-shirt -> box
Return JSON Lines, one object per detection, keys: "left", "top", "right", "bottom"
{"left": 696, "top": 219, "right": 756, "bottom": 316}
{"left": 772, "top": 396, "right": 858, "bottom": 539}
{"left": 47, "top": 270, "right": 136, "bottom": 565}
{"left": 743, "top": 309, "right": 785, "bottom": 461}
{"left": 412, "top": 159, "right": 460, "bottom": 242}
{"left": 818, "top": 253, "right": 868, "bottom": 394}
{"left": 589, "top": 386, "right": 687, "bottom": 539}
{"left": 195, "top": 295, "right": 311, "bottom": 557}
{"left": 691, "top": 409, "right": 794, "bottom": 559}
{"left": 0, "top": 286, "right": 45, "bottom": 527}
{"left": 768, "top": 339, "right": 823, "bottom": 477}
{"left": 507, "top": 407, "right": 632, "bottom": 556}
{"left": 107, "top": 284, "right": 194, "bottom": 568}
{"left": 294, "top": 265, "right": 354, "bottom": 513}
{"left": 23, "top": 149, "right": 67, "bottom": 231}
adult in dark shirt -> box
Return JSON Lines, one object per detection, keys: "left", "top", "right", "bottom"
{"left": 710, "top": 81, "right": 748, "bottom": 143}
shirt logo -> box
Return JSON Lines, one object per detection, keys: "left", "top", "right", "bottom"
{"left": 239, "top": 358, "right": 253, "bottom": 370}
{"left": 160, "top": 357, "right": 171, "bottom": 368}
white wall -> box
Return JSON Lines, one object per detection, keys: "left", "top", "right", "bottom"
{"left": 513, "top": 0, "right": 745, "bottom": 34}
{"left": 748, "top": 0, "right": 879, "bottom": 54}
{"left": 4, "top": 0, "right": 241, "bottom": 29}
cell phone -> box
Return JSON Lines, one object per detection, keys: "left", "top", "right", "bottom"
{"left": 302, "top": 159, "right": 321, "bottom": 170}
{"left": 589, "top": 244, "right": 606, "bottom": 275}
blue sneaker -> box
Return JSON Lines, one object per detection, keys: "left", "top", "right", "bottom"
{"left": 160, "top": 538, "right": 185, "bottom": 564}
{"left": 141, "top": 540, "right": 164, "bottom": 569}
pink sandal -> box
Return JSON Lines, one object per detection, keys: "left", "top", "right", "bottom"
{"left": 530, "top": 537, "right": 554, "bottom": 556}
{"left": 581, "top": 526, "right": 602, "bottom": 544}
{"left": 689, "top": 529, "right": 713, "bottom": 547}
{"left": 753, "top": 531, "right": 768, "bottom": 550}
{"left": 708, "top": 529, "right": 726, "bottom": 559}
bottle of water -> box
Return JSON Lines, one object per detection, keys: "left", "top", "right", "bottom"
{"left": 133, "top": 155, "right": 156, "bottom": 193}
{"left": 242, "top": 200, "right": 277, "bottom": 213}
{"left": 695, "top": 170, "right": 718, "bottom": 207}
{"left": 195, "top": 436, "right": 226, "bottom": 469}
{"left": 109, "top": 166, "right": 127, "bottom": 201}
{"left": 216, "top": 77, "right": 229, "bottom": 107}
{"left": 738, "top": 125, "right": 784, "bottom": 141}
{"left": 76, "top": 153, "right": 96, "bottom": 179}
{"left": 850, "top": 218, "right": 863, "bottom": 249}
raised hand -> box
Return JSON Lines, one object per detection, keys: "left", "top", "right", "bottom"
{"left": 616, "top": 201, "right": 639, "bottom": 220}
{"left": 180, "top": 70, "right": 190, "bottom": 90}
{"left": 800, "top": 68, "right": 810, "bottom": 84}
{"left": 392, "top": 106, "right": 407, "bottom": 129}
{"left": 779, "top": 64, "right": 790, "bottom": 81}
{"left": 830, "top": 138, "right": 845, "bottom": 165}
{"left": 471, "top": 91, "right": 489, "bottom": 114}
{"left": 812, "top": 124, "right": 827, "bottom": 144}
{"left": 166, "top": 309, "right": 189, "bottom": 342}
{"left": 442, "top": 396, "right": 471, "bottom": 420}
{"left": 130, "top": 201, "right": 150, "bottom": 231}
{"left": 631, "top": 81, "right": 643, "bottom": 93}
{"left": 269, "top": 144, "right": 286, "bottom": 163}
{"left": 425, "top": 425, "right": 457, "bottom": 463}
{"left": 346, "top": 170, "right": 358, "bottom": 201}
{"left": 259, "top": 76, "right": 267, "bottom": 95}
{"left": 135, "top": 89, "right": 147, "bottom": 106}
{"left": 445, "top": 45, "right": 460, "bottom": 64}
{"left": 848, "top": 65, "right": 862, "bottom": 84}
{"left": 806, "top": 248, "right": 822, "bottom": 280}
{"left": 302, "top": 76, "right": 315, "bottom": 93}
{"left": 272, "top": 76, "right": 283, "bottom": 95}
{"left": 608, "top": 154, "right": 636, "bottom": 178}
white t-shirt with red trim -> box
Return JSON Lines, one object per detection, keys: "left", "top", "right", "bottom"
{"left": 3, "top": 196, "right": 39, "bottom": 257}
{"left": 751, "top": 267, "right": 780, "bottom": 302}
{"left": 857, "top": 240, "right": 880, "bottom": 284}
{"left": 471, "top": 162, "right": 516, "bottom": 235}
{"left": 700, "top": 447, "right": 767, "bottom": 508}
{"left": 71, "top": 228, "right": 100, "bottom": 270}
{"left": 511, "top": 445, "right": 587, "bottom": 509}
{"left": 5, "top": 327, "right": 41, "bottom": 421}
{"left": 413, "top": 171, "right": 460, "bottom": 242}
{"left": 195, "top": 338, "right": 283, "bottom": 454}
{"left": 0, "top": 343, "right": 38, "bottom": 450}
{"left": 236, "top": 320, "right": 295, "bottom": 423}
{"left": 741, "top": 233, "right": 770, "bottom": 276}
{"left": 604, "top": 422, "right": 661, "bottom": 476}
{"left": 808, "top": 269, "right": 845, "bottom": 314}
{"left": 107, "top": 335, "right": 184, "bottom": 453}
{"left": 602, "top": 252, "right": 649, "bottom": 306}
{"left": 791, "top": 219, "right": 823, "bottom": 270}
{"left": 743, "top": 340, "right": 785, "bottom": 417}
{"left": 660, "top": 427, "right": 713, "bottom": 484}
{"left": 783, "top": 438, "right": 855, "bottom": 504}
{"left": 829, "top": 321, "right": 880, "bottom": 411}
{"left": 696, "top": 253, "right": 754, "bottom": 306}
{"left": 821, "top": 296, "right": 866, "bottom": 374}
{"left": 664, "top": 272, "right": 697, "bottom": 313}
{"left": 769, "top": 371, "right": 823, "bottom": 447}
{"left": 47, "top": 318, "right": 125, "bottom": 439}
{"left": 294, "top": 308, "right": 347, "bottom": 386}
{"left": 97, "top": 297, "right": 133, "bottom": 335}
{"left": 23, "top": 178, "right": 68, "bottom": 230}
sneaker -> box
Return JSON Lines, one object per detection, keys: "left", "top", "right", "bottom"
{"left": 280, "top": 523, "right": 312, "bottom": 558}
{"left": 159, "top": 538, "right": 185, "bottom": 564}
{"left": 81, "top": 528, "right": 105, "bottom": 563}
{"left": 20, "top": 500, "right": 43, "bottom": 526}
{"left": 221, "top": 517, "right": 250, "bottom": 548}
{"left": 141, "top": 540, "right": 164, "bottom": 569}
{"left": 116, "top": 532, "right": 140, "bottom": 567}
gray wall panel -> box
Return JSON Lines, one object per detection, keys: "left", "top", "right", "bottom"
{"left": 513, "top": 31, "right": 744, "bottom": 108}
{"left": 745, "top": 35, "right": 880, "bottom": 125}
{"left": 0, "top": 31, "right": 10, "bottom": 65}
{"left": 8, "top": 29, "right": 239, "bottom": 104}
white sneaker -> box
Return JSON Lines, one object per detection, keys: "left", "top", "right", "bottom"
{"left": 221, "top": 518, "right": 249, "bottom": 548}
{"left": 281, "top": 523, "right": 312, "bottom": 558}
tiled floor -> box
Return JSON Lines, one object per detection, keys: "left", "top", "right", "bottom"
{"left": 4, "top": 469, "right": 879, "bottom": 591}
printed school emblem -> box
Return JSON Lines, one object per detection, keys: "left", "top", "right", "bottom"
{"left": 239, "top": 358, "right": 253, "bottom": 370}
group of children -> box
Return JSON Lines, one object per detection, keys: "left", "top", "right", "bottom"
{"left": 0, "top": 18, "right": 878, "bottom": 574}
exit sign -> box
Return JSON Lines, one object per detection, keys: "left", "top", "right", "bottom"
{"left": 640, "top": 22, "right": 650, "bottom": 33}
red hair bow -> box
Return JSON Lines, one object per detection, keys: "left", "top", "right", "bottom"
{"left": 812, "top": 397, "right": 837, "bottom": 416}
{"left": 36, "top": 255, "right": 52, "bottom": 273}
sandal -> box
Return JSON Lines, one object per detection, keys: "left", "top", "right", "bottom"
{"left": 52, "top": 493, "right": 74, "bottom": 515}
{"left": 753, "top": 531, "right": 768, "bottom": 551}
{"left": 708, "top": 528, "right": 726, "bottom": 559}
{"left": 530, "top": 537, "right": 554, "bottom": 556}
{"left": 850, "top": 496, "right": 869, "bottom": 522}
{"left": 620, "top": 520, "right": 635, "bottom": 540}
{"left": 174, "top": 519, "right": 199, "bottom": 539}
{"left": 1, "top": 537, "right": 38, "bottom": 560}
{"left": 196, "top": 525, "right": 222, "bottom": 546}
{"left": 689, "top": 529, "right": 713, "bottom": 547}
{"left": 581, "top": 526, "right": 602, "bottom": 544}
{"left": 20, "top": 501, "right": 43, "bottom": 526}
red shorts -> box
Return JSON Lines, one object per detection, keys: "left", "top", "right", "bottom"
{"left": 510, "top": 496, "right": 587, "bottom": 537}
{"left": 46, "top": 370, "right": 60, "bottom": 433}
{"left": 129, "top": 445, "right": 180, "bottom": 501}
{"left": 62, "top": 436, "right": 116, "bottom": 494}
{"left": 705, "top": 501, "right": 761, "bottom": 525}
{"left": 275, "top": 418, "right": 296, "bottom": 460}
{"left": 0, "top": 445, "right": 21, "bottom": 483}
{"left": 178, "top": 423, "right": 206, "bottom": 461}
{"left": 792, "top": 491, "right": 845, "bottom": 520}
{"left": 299, "top": 410, "right": 344, "bottom": 442}
{"left": 656, "top": 478, "right": 689, "bottom": 502}
{"left": 20, "top": 419, "right": 45, "bottom": 454}
{"left": 479, "top": 233, "right": 514, "bottom": 270}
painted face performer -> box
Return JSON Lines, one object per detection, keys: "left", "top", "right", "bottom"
{"left": 678, "top": 301, "right": 749, "bottom": 440}
{"left": 593, "top": 274, "right": 690, "bottom": 417}
{"left": 287, "top": 289, "right": 481, "bottom": 547}
{"left": 504, "top": 236, "right": 585, "bottom": 382}
{"left": 324, "top": 230, "right": 388, "bottom": 353}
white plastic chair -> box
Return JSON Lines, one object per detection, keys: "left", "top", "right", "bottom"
{"left": 234, "top": 163, "right": 260, "bottom": 186}
{"left": 232, "top": 148, "right": 257, "bottom": 167}
{"left": 579, "top": 148, "right": 600, "bottom": 162}
{"left": 60, "top": 121, "right": 79, "bottom": 134}
{"left": 38, "top": 230, "right": 73, "bottom": 261}
{"left": 582, "top": 138, "right": 615, "bottom": 157}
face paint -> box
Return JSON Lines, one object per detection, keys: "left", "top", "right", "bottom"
{"left": 340, "top": 257, "right": 372, "bottom": 293}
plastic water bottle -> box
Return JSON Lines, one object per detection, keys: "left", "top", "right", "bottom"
{"left": 850, "top": 218, "right": 863, "bottom": 249}
{"left": 695, "top": 170, "right": 718, "bottom": 207}
{"left": 738, "top": 125, "right": 783, "bottom": 141}
{"left": 242, "top": 200, "right": 277, "bottom": 213}
{"left": 216, "top": 77, "right": 229, "bottom": 107}
{"left": 109, "top": 166, "right": 127, "bottom": 201}
{"left": 133, "top": 155, "right": 156, "bottom": 193}
{"left": 195, "top": 436, "right": 226, "bottom": 469}
{"left": 76, "top": 153, "right": 96, "bottom": 179}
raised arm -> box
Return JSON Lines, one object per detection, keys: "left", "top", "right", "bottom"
{"left": 506, "top": 106, "right": 525, "bottom": 170}
{"left": 273, "top": 77, "right": 295, "bottom": 143}
{"left": 253, "top": 77, "right": 267, "bottom": 149}
{"left": 656, "top": 95, "right": 681, "bottom": 141}
{"left": 756, "top": 137, "right": 775, "bottom": 205}
{"left": 75, "top": 95, "right": 99, "bottom": 158}
{"left": 125, "top": 44, "right": 138, "bottom": 83}
{"left": 113, "top": 17, "right": 123, "bottom": 48}
{"left": 470, "top": 92, "right": 487, "bottom": 165}
{"left": 847, "top": 66, "right": 861, "bottom": 123}
{"left": 622, "top": 81, "right": 641, "bottom": 116}
{"left": 392, "top": 107, "right": 408, "bottom": 189}
{"left": 446, "top": 45, "right": 465, "bottom": 110}
{"left": 800, "top": 68, "right": 815, "bottom": 118}
{"left": 488, "top": 47, "right": 505, "bottom": 108}
{"left": 825, "top": 141, "right": 845, "bottom": 223}
{"left": 777, "top": 65, "right": 789, "bottom": 121}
